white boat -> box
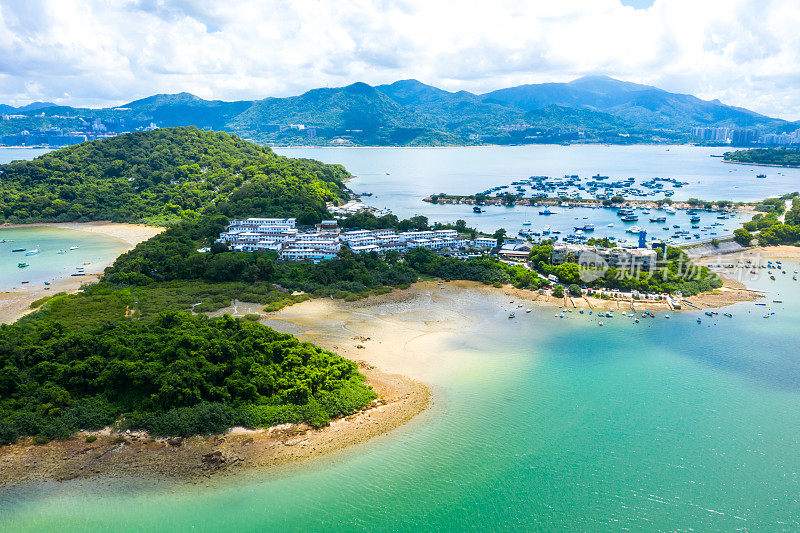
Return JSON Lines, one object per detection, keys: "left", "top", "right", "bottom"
{"left": 607, "top": 223, "right": 614, "bottom": 228}
{"left": 542, "top": 225, "right": 551, "bottom": 235}
{"left": 69, "top": 246, "right": 79, "bottom": 250}
{"left": 25, "top": 248, "right": 39, "bottom": 256}
{"left": 665, "top": 207, "right": 676, "bottom": 214}
{"left": 57, "top": 249, "right": 66, "bottom": 254}
{"left": 522, "top": 220, "right": 532, "bottom": 226}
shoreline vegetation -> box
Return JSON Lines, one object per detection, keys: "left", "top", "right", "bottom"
{"left": 723, "top": 147, "right": 800, "bottom": 168}
{"left": 0, "top": 127, "right": 789, "bottom": 486}
{"left": 0, "top": 265, "right": 781, "bottom": 485}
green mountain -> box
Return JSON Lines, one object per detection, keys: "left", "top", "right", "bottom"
{"left": 0, "top": 127, "right": 349, "bottom": 225}
{"left": 2, "top": 76, "right": 789, "bottom": 146}
{"left": 483, "top": 75, "right": 780, "bottom": 130}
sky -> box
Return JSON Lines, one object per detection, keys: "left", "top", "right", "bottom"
{"left": 1, "top": 0, "right": 799, "bottom": 120}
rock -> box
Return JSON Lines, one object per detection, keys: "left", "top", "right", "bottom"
{"left": 201, "top": 451, "right": 225, "bottom": 466}
{"left": 167, "top": 437, "right": 184, "bottom": 447}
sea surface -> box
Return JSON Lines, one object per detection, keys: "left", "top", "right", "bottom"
{"left": 1, "top": 265, "right": 799, "bottom": 531}
{"left": 276, "top": 144, "right": 800, "bottom": 242}
{"left": 2, "top": 145, "right": 800, "bottom": 531}
{"left": 0, "top": 226, "right": 130, "bottom": 291}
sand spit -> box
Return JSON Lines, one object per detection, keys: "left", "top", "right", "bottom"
{"left": 0, "top": 367, "right": 428, "bottom": 486}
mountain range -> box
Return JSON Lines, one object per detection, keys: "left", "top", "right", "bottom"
{"left": 1, "top": 76, "right": 791, "bottom": 146}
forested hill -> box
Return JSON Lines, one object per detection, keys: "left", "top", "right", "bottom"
{"left": 2, "top": 76, "right": 787, "bottom": 147}
{"left": 723, "top": 148, "right": 800, "bottom": 167}
{"left": 0, "top": 127, "right": 350, "bottom": 225}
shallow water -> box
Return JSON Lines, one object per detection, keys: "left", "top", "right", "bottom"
{"left": 2, "top": 146, "right": 800, "bottom": 531}
{"left": 0, "top": 227, "right": 130, "bottom": 291}
{"left": 2, "top": 266, "right": 799, "bottom": 531}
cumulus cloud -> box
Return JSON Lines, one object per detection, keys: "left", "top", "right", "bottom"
{"left": 0, "top": 0, "right": 798, "bottom": 119}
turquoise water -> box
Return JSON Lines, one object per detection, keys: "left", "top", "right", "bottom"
{"left": 1, "top": 267, "right": 799, "bottom": 531}
{"left": 2, "top": 146, "right": 800, "bottom": 530}
{"left": 0, "top": 227, "right": 130, "bottom": 291}
{"left": 275, "top": 145, "right": 800, "bottom": 237}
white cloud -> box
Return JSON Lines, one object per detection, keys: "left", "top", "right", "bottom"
{"left": 0, "top": 0, "right": 798, "bottom": 119}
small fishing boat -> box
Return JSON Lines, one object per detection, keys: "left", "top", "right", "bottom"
{"left": 43, "top": 281, "right": 50, "bottom": 285}
{"left": 18, "top": 262, "right": 29, "bottom": 268}
{"left": 697, "top": 317, "right": 702, "bottom": 323}
{"left": 57, "top": 249, "right": 66, "bottom": 254}
{"left": 21, "top": 280, "right": 29, "bottom": 284}
{"left": 11, "top": 248, "right": 25, "bottom": 252}
{"left": 525, "top": 309, "right": 532, "bottom": 313}
{"left": 723, "top": 313, "right": 732, "bottom": 317}
{"left": 69, "top": 246, "right": 79, "bottom": 250}
{"left": 598, "top": 321, "right": 604, "bottom": 326}
{"left": 473, "top": 206, "right": 483, "bottom": 213}
{"left": 25, "top": 248, "right": 39, "bottom": 256}
{"left": 71, "top": 273, "right": 86, "bottom": 277}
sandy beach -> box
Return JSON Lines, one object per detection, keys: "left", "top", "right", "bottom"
{"left": 0, "top": 247, "right": 792, "bottom": 486}
{"left": 0, "top": 222, "right": 163, "bottom": 324}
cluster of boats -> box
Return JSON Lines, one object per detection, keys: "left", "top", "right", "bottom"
{"left": 479, "top": 173, "right": 690, "bottom": 202}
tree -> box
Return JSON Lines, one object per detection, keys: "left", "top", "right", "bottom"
{"left": 551, "top": 285, "right": 564, "bottom": 298}
{"left": 733, "top": 228, "right": 753, "bottom": 246}
{"left": 493, "top": 228, "right": 507, "bottom": 246}
{"left": 610, "top": 195, "right": 624, "bottom": 204}
{"left": 568, "top": 284, "right": 582, "bottom": 297}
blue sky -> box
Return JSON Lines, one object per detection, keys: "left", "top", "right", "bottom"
{"left": 0, "top": 0, "right": 798, "bottom": 120}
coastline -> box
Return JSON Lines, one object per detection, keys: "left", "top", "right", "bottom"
{"left": 721, "top": 159, "right": 800, "bottom": 169}
{"left": 0, "top": 252, "right": 780, "bottom": 486}
{"left": 0, "top": 366, "right": 429, "bottom": 485}
{"left": 0, "top": 222, "right": 163, "bottom": 324}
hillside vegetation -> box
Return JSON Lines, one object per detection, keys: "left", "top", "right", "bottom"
{"left": 723, "top": 148, "right": 800, "bottom": 167}
{"left": 0, "top": 127, "right": 349, "bottom": 225}
{"left": 2, "top": 76, "right": 786, "bottom": 147}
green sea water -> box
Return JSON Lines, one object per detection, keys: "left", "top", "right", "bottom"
{"left": 0, "top": 227, "right": 131, "bottom": 291}
{"left": 1, "top": 264, "right": 799, "bottom": 531}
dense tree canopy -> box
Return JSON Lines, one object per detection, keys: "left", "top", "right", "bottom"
{"left": 0, "top": 312, "right": 375, "bottom": 443}
{"left": 723, "top": 148, "right": 800, "bottom": 167}
{"left": 0, "top": 127, "right": 349, "bottom": 225}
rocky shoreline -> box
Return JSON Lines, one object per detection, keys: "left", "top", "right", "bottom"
{"left": 0, "top": 367, "right": 430, "bottom": 486}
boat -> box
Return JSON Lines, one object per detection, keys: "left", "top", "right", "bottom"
{"left": 508, "top": 313, "right": 515, "bottom": 319}
{"left": 69, "top": 246, "right": 79, "bottom": 250}
{"left": 25, "top": 248, "right": 40, "bottom": 256}
{"left": 522, "top": 220, "right": 532, "bottom": 226}
{"left": 756, "top": 174, "right": 766, "bottom": 179}
{"left": 665, "top": 207, "right": 676, "bottom": 214}
{"left": 473, "top": 206, "right": 483, "bottom": 213}
{"left": 57, "top": 249, "right": 66, "bottom": 254}
{"left": 525, "top": 309, "right": 532, "bottom": 313}
{"left": 621, "top": 215, "right": 638, "bottom": 222}
{"left": 697, "top": 317, "right": 702, "bottom": 323}
{"left": 598, "top": 321, "right": 604, "bottom": 326}
{"left": 43, "top": 281, "right": 50, "bottom": 285}
{"left": 650, "top": 216, "right": 667, "bottom": 223}
{"left": 71, "top": 273, "right": 86, "bottom": 277}
{"left": 689, "top": 215, "right": 701, "bottom": 223}
{"left": 11, "top": 248, "right": 25, "bottom": 252}
{"left": 539, "top": 208, "right": 555, "bottom": 215}
{"left": 21, "top": 281, "right": 29, "bottom": 284}
{"left": 542, "top": 226, "right": 551, "bottom": 235}
{"left": 17, "top": 262, "right": 29, "bottom": 268}
{"left": 723, "top": 313, "right": 732, "bottom": 317}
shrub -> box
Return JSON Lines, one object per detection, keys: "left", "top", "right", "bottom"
{"left": 568, "top": 284, "right": 582, "bottom": 297}
{"left": 0, "top": 420, "right": 18, "bottom": 445}
{"left": 552, "top": 285, "right": 565, "bottom": 298}
{"left": 85, "top": 435, "right": 98, "bottom": 443}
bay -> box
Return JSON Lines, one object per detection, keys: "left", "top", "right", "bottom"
{"left": 1, "top": 145, "right": 800, "bottom": 531}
